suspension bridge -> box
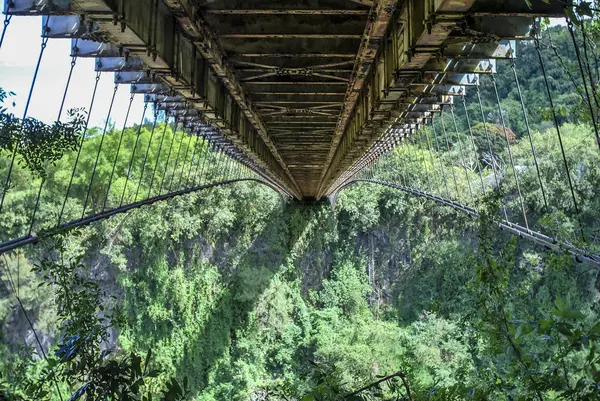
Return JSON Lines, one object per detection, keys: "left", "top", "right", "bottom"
{"left": 0, "top": 0, "right": 599, "bottom": 264}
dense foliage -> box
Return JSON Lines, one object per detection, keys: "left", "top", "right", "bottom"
{"left": 1, "top": 14, "right": 600, "bottom": 401}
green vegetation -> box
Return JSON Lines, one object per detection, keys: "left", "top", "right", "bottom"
{"left": 1, "top": 15, "right": 600, "bottom": 401}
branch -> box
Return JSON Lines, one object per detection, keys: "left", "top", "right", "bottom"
{"left": 344, "top": 371, "right": 414, "bottom": 401}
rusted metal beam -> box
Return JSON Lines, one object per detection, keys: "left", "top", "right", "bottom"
{"left": 348, "top": 0, "right": 375, "bottom": 6}
{"left": 232, "top": 53, "right": 357, "bottom": 58}
{"left": 316, "top": 0, "right": 399, "bottom": 197}
{"left": 158, "top": 0, "right": 303, "bottom": 198}
{"left": 204, "top": 9, "right": 370, "bottom": 15}
{"left": 218, "top": 34, "right": 364, "bottom": 39}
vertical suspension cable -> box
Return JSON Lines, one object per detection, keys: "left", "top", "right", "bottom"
{"left": 450, "top": 104, "right": 474, "bottom": 203}
{"left": 184, "top": 134, "right": 200, "bottom": 187}
{"left": 510, "top": 56, "right": 549, "bottom": 212}
{"left": 566, "top": 18, "right": 600, "bottom": 154}
{"left": 476, "top": 83, "right": 509, "bottom": 222}
{"left": 440, "top": 109, "right": 461, "bottom": 200}
{"left": 416, "top": 127, "right": 431, "bottom": 190}
{"left": 158, "top": 119, "right": 179, "bottom": 194}
{"left": 81, "top": 84, "right": 119, "bottom": 218}
{"left": 120, "top": 102, "right": 148, "bottom": 207}
{"left": 0, "top": 19, "right": 50, "bottom": 215}
{"left": 148, "top": 114, "right": 170, "bottom": 198}
{"left": 212, "top": 146, "right": 223, "bottom": 183}
{"left": 167, "top": 124, "right": 186, "bottom": 192}
{"left": 400, "top": 135, "right": 412, "bottom": 187}
{"left": 58, "top": 42, "right": 78, "bottom": 121}
{"left": 461, "top": 97, "right": 486, "bottom": 194}
{"left": 475, "top": 85, "right": 501, "bottom": 189}
{"left": 534, "top": 24, "right": 585, "bottom": 241}
{"left": 490, "top": 74, "right": 529, "bottom": 230}
{"left": 191, "top": 136, "right": 207, "bottom": 187}
{"left": 177, "top": 131, "right": 194, "bottom": 188}
{"left": 431, "top": 115, "right": 450, "bottom": 199}
{"left": 103, "top": 94, "right": 134, "bottom": 211}
{"left": 579, "top": 19, "right": 600, "bottom": 103}
{"left": 134, "top": 110, "right": 159, "bottom": 201}
{"left": 198, "top": 140, "right": 213, "bottom": 186}
{"left": 0, "top": 14, "right": 11, "bottom": 50}
{"left": 27, "top": 47, "right": 79, "bottom": 235}
{"left": 408, "top": 134, "right": 422, "bottom": 188}
{"left": 58, "top": 71, "right": 102, "bottom": 225}
{"left": 424, "top": 122, "right": 441, "bottom": 196}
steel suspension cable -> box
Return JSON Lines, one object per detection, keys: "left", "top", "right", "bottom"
{"left": 579, "top": 19, "right": 600, "bottom": 98}
{"left": 510, "top": 57, "right": 549, "bottom": 212}
{"left": 158, "top": 119, "right": 178, "bottom": 195}
{"left": 450, "top": 104, "right": 474, "bottom": 203}
{"left": 490, "top": 74, "right": 529, "bottom": 230}
{"left": 400, "top": 136, "right": 412, "bottom": 187}
{"left": 430, "top": 115, "right": 450, "bottom": 199}
{"left": 148, "top": 115, "right": 171, "bottom": 198}
{"left": 567, "top": 18, "right": 600, "bottom": 153}
{"left": 534, "top": 26, "right": 586, "bottom": 241}
{"left": 58, "top": 71, "right": 102, "bottom": 225}
{"left": 27, "top": 48, "right": 79, "bottom": 235}
{"left": 191, "top": 136, "right": 207, "bottom": 187}
{"left": 461, "top": 97, "right": 486, "bottom": 194}
{"left": 134, "top": 110, "right": 159, "bottom": 201}
{"left": 177, "top": 131, "right": 194, "bottom": 188}
{"left": 167, "top": 125, "right": 186, "bottom": 192}
{"left": 0, "top": 14, "right": 11, "bottom": 50}
{"left": 102, "top": 94, "right": 134, "bottom": 211}
{"left": 184, "top": 134, "right": 200, "bottom": 187}
{"left": 0, "top": 19, "right": 50, "bottom": 215}
{"left": 81, "top": 84, "right": 119, "bottom": 218}
{"left": 475, "top": 85, "right": 501, "bottom": 190}
{"left": 440, "top": 109, "right": 461, "bottom": 200}
{"left": 198, "top": 140, "right": 213, "bottom": 186}
{"left": 408, "top": 133, "right": 424, "bottom": 189}
{"left": 120, "top": 102, "right": 148, "bottom": 207}
{"left": 416, "top": 128, "right": 431, "bottom": 190}
{"left": 423, "top": 123, "right": 442, "bottom": 197}
{"left": 58, "top": 43, "right": 78, "bottom": 121}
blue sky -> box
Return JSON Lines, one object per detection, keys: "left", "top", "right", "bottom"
{"left": 0, "top": 16, "right": 145, "bottom": 127}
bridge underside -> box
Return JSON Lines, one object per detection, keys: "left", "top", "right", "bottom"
{"left": 5, "top": 0, "right": 566, "bottom": 199}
